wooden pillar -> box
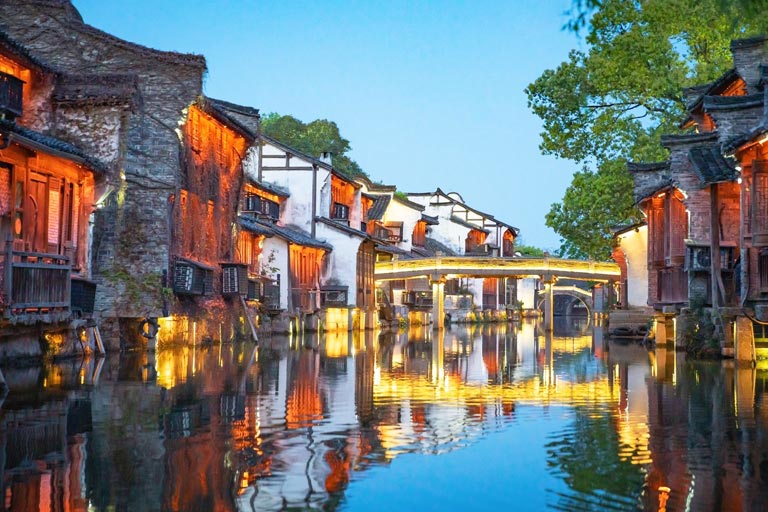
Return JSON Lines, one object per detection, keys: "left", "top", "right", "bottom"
{"left": 542, "top": 275, "right": 555, "bottom": 332}
{"left": 710, "top": 183, "right": 723, "bottom": 309}
{"left": 430, "top": 274, "right": 445, "bottom": 331}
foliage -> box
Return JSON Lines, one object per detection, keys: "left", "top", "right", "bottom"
{"left": 680, "top": 295, "right": 721, "bottom": 358}
{"left": 546, "top": 160, "right": 639, "bottom": 260}
{"left": 527, "top": 0, "right": 768, "bottom": 259}
{"left": 393, "top": 190, "right": 409, "bottom": 202}
{"left": 513, "top": 237, "right": 548, "bottom": 257}
{"left": 261, "top": 113, "right": 367, "bottom": 179}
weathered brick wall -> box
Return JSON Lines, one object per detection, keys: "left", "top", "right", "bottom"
{"left": 719, "top": 182, "right": 740, "bottom": 244}
{"left": 731, "top": 37, "right": 768, "bottom": 92}
{"left": 0, "top": 0, "right": 206, "bottom": 320}
{"left": 665, "top": 139, "right": 713, "bottom": 243}
{"left": 174, "top": 104, "right": 248, "bottom": 297}
{"left": 709, "top": 104, "right": 764, "bottom": 143}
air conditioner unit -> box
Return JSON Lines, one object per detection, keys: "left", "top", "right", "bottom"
{"left": 173, "top": 259, "right": 214, "bottom": 295}
{"left": 173, "top": 262, "right": 196, "bottom": 293}
{"left": 221, "top": 263, "right": 248, "bottom": 297}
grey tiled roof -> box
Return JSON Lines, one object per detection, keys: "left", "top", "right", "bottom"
{"left": 1, "top": 118, "right": 107, "bottom": 173}
{"left": 271, "top": 223, "right": 332, "bottom": 250}
{"left": 238, "top": 216, "right": 275, "bottom": 237}
{"left": 449, "top": 215, "right": 490, "bottom": 233}
{"left": 421, "top": 214, "right": 439, "bottom": 225}
{"left": 376, "top": 243, "right": 411, "bottom": 256}
{"left": 239, "top": 216, "right": 332, "bottom": 250}
{"left": 366, "top": 194, "right": 390, "bottom": 221}
{"left": 723, "top": 123, "right": 768, "bottom": 153}
{"left": 627, "top": 161, "right": 670, "bottom": 173}
{"left": 703, "top": 93, "right": 763, "bottom": 110}
{"left": 688, "top": 145, "right": 738, "bottom": 186}
{"left": 206, "top": 97, "right": 260, "bottom": 137}
{"left": 685, "top": 68, "right": 741, "bottom": 110}
{"left": 0, "top": 31, "right": 54, "bottom": 71}
{"left": 316, "top": 216, "right": 371, "bottom": 240}
{"left": 731, "top": 35, "right": 768, "bottom": 50}
{"left": 248, "top": 179, "right": 289, "bottom": 198}
{"left": 424, "top": 237, "right": 457, "bottom": 256}
{"left": 661, "top": 132, "right": 719, "bottom": 147}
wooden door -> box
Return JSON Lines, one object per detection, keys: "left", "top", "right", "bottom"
{"left": 27, "top": 174, "right": 47, "bottom": 253}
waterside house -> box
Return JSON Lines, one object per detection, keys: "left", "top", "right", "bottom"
{"left": 0, "top": 32, "right": 104, "bottom": 358}
{"left": 624, "top": 35, "right": 768, "bottom": 360}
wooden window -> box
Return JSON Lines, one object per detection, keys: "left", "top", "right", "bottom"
{"left": 483, "top": 278, "right": 497, "bottom": 309}
{"left": 503, "top": 230, "right": 515, "bottom": 256}
{"left": 0, "top": 162, "right": 11, "bottom": 216}
{"left": 465, "top": 229, "right": 486, "bottom": 253}
{"left": 47, "top": 176, "right": 60, "bottom": 251}
{"left": 385, "top": 222, "right": 403, "bottom": 242}
{"left": 356, "top": 242, "right": 375, "bottom": 309}
{"left": 753, "top": 160, "right": 768, "bottom": 244}
{"left": 648, "top": 197, "right": 665, "bottom": 265}
{"left": 412, "top": 221, "right": 426, "bottom": 247}
{"left": 244, "top": 193, "right": 260, "bottom": 212}
{"left": 332, "top": 202, "right": 349, "bottom": 221}
{"left": 744, "top": 172, "right": 752, "bottom": 236}
{"left": 666, "top": 193, "right": 687, "bottom": 262}
{"left": 290, "top": 246, "right": 321, "bottom": 310}
{"left": 760, "top": 249, "right": 768, "bottom": 293}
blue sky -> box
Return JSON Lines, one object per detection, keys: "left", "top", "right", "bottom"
{"left": 72, "top": 0, "right": 584, "bottom": 250}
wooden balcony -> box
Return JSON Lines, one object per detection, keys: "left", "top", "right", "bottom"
{"left": 1, "top": 246, "right": 71, "bottom": 323}
{"left": 0, "top": 72, "right": 23, "bottom": 119}
{"left": 248, "top": 277, "right": 281, "bottom": 312}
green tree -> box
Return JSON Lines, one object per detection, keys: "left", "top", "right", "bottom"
{"left": 512, "top": 236, "right": 548, "bottom": 257}
{"left": 261, "top": 113, "right": 367, "bottom": 178}
{"left": 527, "top": 0, "right": 768, "bottom": 259}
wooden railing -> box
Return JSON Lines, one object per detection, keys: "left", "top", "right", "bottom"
{"left": 262, "top": 282, "right": 280, "bottom": 310}
{"left": 2, "top": 246, "right": 71, "bottom": 317}
{"left": 249, "top": 278, "right": 281, "bottom": 311}
{"left": 291, "top": 287, "right": 319, "bottom": 312}
{"left": 658, "top": 267, "right": 687, "bottom": 304}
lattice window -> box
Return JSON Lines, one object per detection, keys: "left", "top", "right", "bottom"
{"left": 760, "top": 249, "right": 768, "bottom": 292}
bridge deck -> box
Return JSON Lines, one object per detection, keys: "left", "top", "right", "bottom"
{"left": 375, "top": 256, "right": 620, "bottom": 282}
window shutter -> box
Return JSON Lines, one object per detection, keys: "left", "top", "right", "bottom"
{"left": 47, "top": 177, "right": 61, "bottom": 246}
{"left": 752, "top": 160, "right": 768, "bottom": 244}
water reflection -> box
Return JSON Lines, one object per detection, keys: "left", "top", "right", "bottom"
{"left": 1, "top": 320, "right": 767, "bottom": 510}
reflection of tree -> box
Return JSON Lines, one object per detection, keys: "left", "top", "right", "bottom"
{"left": 546, "top": 410, "right": 644, "bottom": 510}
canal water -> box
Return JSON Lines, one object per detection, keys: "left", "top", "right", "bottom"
{"left": 1, "top": 320, "right": 768, "bottom": 511}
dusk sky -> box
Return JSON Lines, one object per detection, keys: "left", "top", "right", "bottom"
{"left": 73, "top": 0, "right": 585, "bottom": 250}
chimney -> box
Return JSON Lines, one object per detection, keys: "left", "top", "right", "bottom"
{"left": 731, "top": 36, "right": 768, "bottom": 93}
{"left": 319, "top": 151, "right": 332, "bottom": 165}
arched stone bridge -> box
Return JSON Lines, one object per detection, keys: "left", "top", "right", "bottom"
{"left": 375, "top": 256, "right": 620, "bottom": 331}
{"left": 536, "top": 285, "right": 594, "bottom": 315}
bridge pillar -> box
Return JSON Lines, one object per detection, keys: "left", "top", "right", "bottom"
{"left": 542, "top": 276, "right": 555, "bottom": 332}
{"left": 430, "top": 274, "right": 446, "bottom": 331}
